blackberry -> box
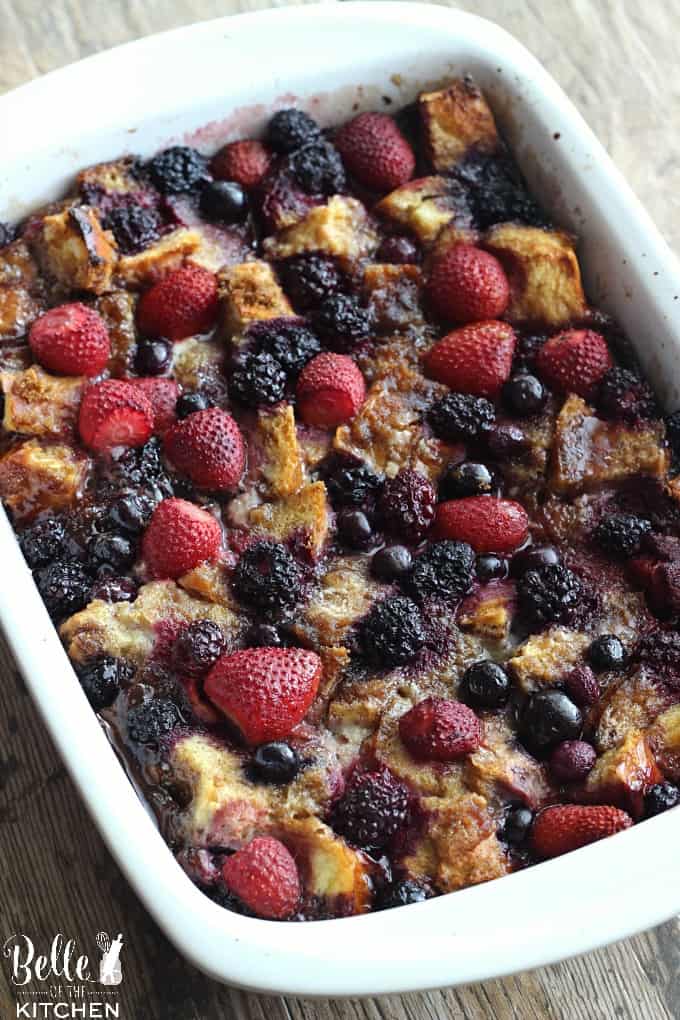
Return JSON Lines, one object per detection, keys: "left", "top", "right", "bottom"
{"left": 232, "top": 540, "right": 303, "bottom": 614}
{"left": 514, "top": 332, "right": 548, "bottom": 370}
{"left": 134, "top": 338, "right": 171, "bottom": 376}
{"left": 174, "top": 620, "right": 227, "bottom": 677}
{"left": 111, "top": 438, "right": 168, "bottom": 489}
{"left": 267, "top": 109, "right": 321, "bottom": 153}
{"left": 519, "top": 690, "right": 583, "bottom": 752}
{"left": 87, "top": 533, "right": 135, "bottom": 573}
{"left": 503, "top": 374, "right": 547, "bottom": 416}
{"left": 176, "top": 391, "right": 212, "bottom": 419}
{"left": 644, "top": 781, "right": 680, "bottom": 818}
{"left": 147, "top": 146, "right": 208, "bottom": 194}
{"left": 287, "top": 140, "right": 346, "bottom": 195}
{"left": 460, "top": 661, "right": 511, "bottom": 710}
{"left": 34, "top": 561, "right": 91, "bottom": 619}
{"left": 378, "top": 470, "right": 436, "bottom": 542}
{"left": 356, "top": 596, "right": 426, "bottom": 668}
{"left": 314, "top": 294, "right": 373, "bottom": 351}
{"left": 598, "top": 367, "right": 657, "bottom": 421}
{"left": 278, "top": 254, "right": 344, "bottom": 311}
{"left": 332, "top": 768, "right": 410, "bottom": 851}
{"left": 199, "top": 180, "right": 248, "bottom": 223}
{"left": 104, "top": 204, "right": 161, "bottom": 254}
{"left": 251, "top": 742, "right": 300, "bottom": 784}
{"left": 323, "top": 457, "right": 383, "bottom": 508}
{"left": 406, "top": 541, "right": 475, "bottom": 601}
{"left": 0, "top": 222, "right": 16, "bottom": 247}
{"left": 252, "top": 319, "right": 321, "bottom": 375}
{"left": 378, "top": 878, "right": 431, "bottom": 910}
{"left": 588, "top": 634, "right": 627, "bottom": 671}
{"left": 454, "top": 151, "right": 549, "bottom": 230}
{"left": 634, "top": 629, "right": 680, "bottom": 679}
{"left": 438, "top": 462, "right": 497, "bottom": 501}
{"left": 77, "top": 656, "right": 133, "bottom": 710}
{"left": 230, "top": 351, "right": 286, "bottom": 405}
{"left": 245, "top": 622, "right": 283, "bottom": 648}
{"left": 19, "top": 517, "right": 67, "bottom": 568}
{"left": 376, "top": 235, "right": 420, "bottom": 265}
{"left": 90, "top": 577, "right": 138, "bottom": 603}
{"left": 127, "top": 698, "right": 180, "bottom": 744}
{"left": 594, "top": 513, "right": 652, "bottom": 559}
{"left": 107, "top": 492, "right": 153, "bottom": 534}
{"left": 427, "top": 392, "right": 495, "bottom": 442}
{"left": 517, "top": 564, "right": 582, "bottom": 626}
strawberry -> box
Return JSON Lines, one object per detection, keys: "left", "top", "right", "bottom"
{"left": 136, "top": 264, "right": 219, "bottom": 342}
{"left": 29, "top": 302, "right": 110, "bottom": 377}
{"left": 399, "top": 697, "right": 481, "bottom": 762}
{"left": 426, "top": 244, "right": 510, "bottom": 323}
{"left": 424, "top": 320, "right": 516, "bottom": 398}
{"left": 221, "top": 837, "right": 300, "bottom": 920}
{"left": 131, "top": 378, "right": 179, "bottom": 436}
{"left": 296, "top": 352, "right": 366, "bottom": 427}
{"left": 531, "top": 804, "right": 633, "bottom": 859}
{"left": 210, "top": 139, "right": 272, "bottom": 189}
{"left": 164, "top": 407, "right": 246, "bottom": 490}
{"left": 334, "top": 112, "right": 415, "bottom": 193}
{"left": 433, "top": 496, "right": 529, "bottom": 554}
{"left": 78, "top": 379, "right": 154, "bottom": 452}
{"left": 537, "top": 329, "right": 613, "bottom": 399}
{"left": 204, "top": 646, "right": 322, "bottom": 744}
{"left": 142, "top": 497, "right": 222, "bottom": 580}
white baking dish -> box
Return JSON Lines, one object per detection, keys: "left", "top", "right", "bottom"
{"left": 2, "top": 2, "right": 680, "bottom": 996}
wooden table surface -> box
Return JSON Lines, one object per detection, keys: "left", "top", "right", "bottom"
{"left": 1, "top": 1, "right": 679, "bottom": 1017}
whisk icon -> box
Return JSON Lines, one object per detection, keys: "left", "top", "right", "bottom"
{"left": 96, "top": 931, "right": 124, "bottom": 986}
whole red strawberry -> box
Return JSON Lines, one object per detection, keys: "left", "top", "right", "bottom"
{"left": 537, "top": 329, "right": 613, "bottom": 399}
{"left": 424, "top": 320, "right": 516, "bottom": 398}
{"left": 211, "top": 139, "right": 272, "bottom": 189}
{"left": 136, "top": 264, "right": 219, "bottom": 342}
{"left": 399, "top": 697, "right": 481, "bottom": 762}
{"left": 532, "top": 804, "right": 632, "bottom": 859}
{"left": 131, "top": 378, "right": 179, "bottom": 436}
{"left": 427, "top": 245, "right": 510, "bottom": 323}
{"left": 204, "top": 646, "right": 322, "bottom": 744}
{"left": 164, "top": 407, "right": 246, "bottom": 490}
{"left": 434, "top": 496, "right": 529, "bottom": 554}
{"left": 78, "top": 379, "right": 154, "bottom": 452}
{"left": 222, "top": 837, "right": 300, "bottom": 920}
{"left": 29, "top": 303, "right": 110, "bottom": 377}
{"left": 142, "top": 498, "right": 222, "bottom": 579}
{"left": 296, "top": 352, "right": 366, "bottom": 427}
{"left": 334, "top": 112, "right": 415, "bottom": 193}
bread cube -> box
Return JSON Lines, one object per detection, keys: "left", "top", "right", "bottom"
{"left": 0, "top": 287, "right": 42, "bottom": 341}
{"left": 178, "top": 561, "right": 239, "bottom": 610}
{"left": 419, "top": 78, "right": 499, "bottom": 172}
{"left": 362, "top": 263, "right": 424, "bottom": 333}
{"left": 115, "top": 228, "right": 201, "bottom": 288}
{"left": 0, "top": 439, "right": 89, "bottom": 520}
{"left": 375, "top": 176, "right": 473, "bottom": 244}
{"left": 218, "top": 261, "right": 292, "bottom": 336}
{"left": 283, "top": 817, "right": 373, "bottom": 914}
{"left": 583, "top": 729, "right": 661, "bottom": 818}
{"left": 95, "top": 290, "right": 137, "bottom": 376}
{"left": 458, "top": 581, "right": 515, "bottom": 644}
{"left": 0, "top": 239, "right": 40, "bottom": 289}
{"left": 248, "top": 481, "right": 330, "bottom": 559}
{"left": 302, "top": 556, "right": 380, "bottom": 648}
{"left": 508, "top": 626, "right": 589, "bottom": 693}
{"left": 594, "top": 670, "right": 673, "bottom": 752}
{"left": 649, "top": 704, "right": 680, "bottom": 782}
{"left": 484, "top": 223, "right": 586, "bottom": 326}
{"left": 2, "top": 366, "right": 84, "bottom": 437}
{"left": 38, "top": 206, "right": 117, "bottom": 294}
{"left": 263, "top": 196, "right": 379, "bottom": 260}
{"left": 77, "top": 157, "right": 143, "bottom": 201}
{"left": 254, "top": 403, "right": 304, "bottom": 499}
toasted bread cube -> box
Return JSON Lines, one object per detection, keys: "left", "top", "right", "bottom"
{"left": 284, "top": 817, "right": 373, "bottom": 914}
{"left": 0, "top": 240, "right": 40, "bottom": 289}
{"left": 550, "top": 395, "right": 668, "bottom": 496}
{"left": 509, "top": 627, "right": 589, "bottom": 693}
{"left": 115, "top": 228, "right": 201, "bottom": 288}
{"left": 2, "top": 366, "right": 84, "bottom": 437}
{"left": 254, "top": 403, "right": 304, "bottom": 499}
{"left": 178, "top": 561, "right": 239, "bottom": 610}
{"left": 375, "top": 176, "right": 473, "bottom": 244}
{"left": 95, "top": 290, "right": 137, "bottom": 376}
{"left": 465, "top": 715, "right": 554, "bottom": 810}
{"left": 484, "top": 223, "right": 586, "bottom": 326}
{"left": 0, "top": 286, "right": 42, "bottom": 341}
{"left": 595, "top": 671, "right": 673, "bottom": 752}
{"left": 263, "top": 196, "right": 379, "bottom": 260}
{"left": 60, "top": 580, "right": 240, "bottom": 666}
{"left": 583, "top": 730, "right": 661, "bottom": 818}
{"left": 218, "top": 261, "right": 292, "bottom": 336}
{"left": 649, "top": 704, "right": 680, "bottom": 782}
{"left": 303, "top": 556, "right": 380, "bottom": 648}
{"left": 419, "top": 78, "right": 499, "bottom": 172}
{"left": 362, "top": 263, "right": 424, "bottom": 333}
{"left": 249, "top": 481, "right": 329, "bottom": 559}
{"left": 38, "top": 206, "right": 117, "bottom": 294}
{"left": 77, "top": 157, "right": 143, "bottom": 200}
{"left": 0, "top": 439, "right": 89, "bottom": 520}
{"left": 458, "top": 581, "right": 515, "bottom": 644}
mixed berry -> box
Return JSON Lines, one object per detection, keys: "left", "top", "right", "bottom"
{"left": 2, "top": 75, "right": 680, "bottom": 924}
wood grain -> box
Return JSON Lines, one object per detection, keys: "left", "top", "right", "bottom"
{"left": 1, "top": 2, "right": 679, "bottom": 1018}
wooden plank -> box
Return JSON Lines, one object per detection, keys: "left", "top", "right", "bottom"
{"left": 1, "top": 2, "right": 679, "bottom": 1018}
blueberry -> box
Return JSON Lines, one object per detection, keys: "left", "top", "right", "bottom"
{"left": 588, "top": 634, "right": 627, "bottom": 671}
{"left": 371, "top": 545, "right": 412, "bottom": 582}
{"left": 644, "top": 781, "right": 680, "bottom": 818}
{"left": 87, "top": 533, "right": 135, "bottom": 572}
{"left": 338, "top": 510, "right": 373, "bottom": 549}
{"left": 510, "top": 545, "right": 560, "bottom": 577}
{"left": 503, "top": 374, "right": 547, "bottom": 416}
{"left": 378, "top": 878, "right": 430, "bottom": 909}
{"left": 107, "top": 493, "right": 152, "bottom": 534}
{"left": 460, "top": 660, "right": 511, "bottom": 710}
{"left": 199, "top": 180, "right": 248, "bottom": 223}
{"left": 501, "top": 806, "right": 534, "bottom": 846}
{"left": 77, "top": 656, "right": 133, "bottom": 709}
{"left": 251, "top": 742, "right": 300, "bottom": 784}
{"left": 245, "top": 622, "right": 283, "bottom": 648}
{"left": 519, "top": 690, "right": 582, "bottom": 752}
{"left": 475, "top": 555, "right": 508, "bottom": 581}
{"left": 134, "top": 338, "right": 170, "bottom": 376}
{"left": 176, "top": 391, "right": 212, "bottom": 419}
{"left": 439, "top": 461, "right": 497, "bottom": 500}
